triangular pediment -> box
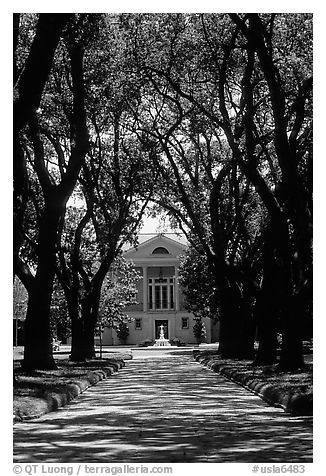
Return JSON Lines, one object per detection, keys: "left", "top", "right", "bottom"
{"left": 124, "top": 234, "right": 187, "bottom": 261}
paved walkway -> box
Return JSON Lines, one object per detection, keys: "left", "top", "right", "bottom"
{"left": 13, "top": 354, "right": 313, "bottom": 463}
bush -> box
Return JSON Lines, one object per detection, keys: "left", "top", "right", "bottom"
{"left": 116, "top": 322, "right": 129, "bottom": 343}
{"left": 169, "top": 338, "right": 186, "bottom": 347}
{"left": 138, "top": 338, "right": 154, "bottom": 347}
{"left": 193, "top": 318, "right": 206, "bottom": 343}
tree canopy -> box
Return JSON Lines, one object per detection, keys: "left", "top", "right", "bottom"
{"left": 14, "top": 13, "right": 312, "bottom": 371}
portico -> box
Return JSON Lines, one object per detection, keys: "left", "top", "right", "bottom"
{"left": 142, "top": 265, "right": 179, "bottom": 313}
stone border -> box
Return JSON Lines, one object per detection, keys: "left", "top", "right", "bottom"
{"left": 194, "top": 352, "right": 312, "bottom": 416}
{"left": 14, "top": 359, "right": 125, "bottom": 423}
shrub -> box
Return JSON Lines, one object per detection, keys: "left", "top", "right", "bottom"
{"left": 193, "top": 318, "right": 207, "bottom": 343}
{"left": 116, "top": 322, "right": 129, "bottom": 343}
{"left": 169, "top": 338, "right": 186, "bottom": 347}
{"left": 138, "top": 338, "right": 154, "bottom": 347}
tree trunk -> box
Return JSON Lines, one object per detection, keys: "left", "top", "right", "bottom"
{"left": 278, "top": 295, "right": 304, "bottom": 371}
{"left": 254, "top": 301, "right": 278, "bottom": 365}
{"left": 22, "top": 201, "right": 63, "bottom": 370}
{"left": 68, "top": 287, "right": 99, "bottom": 362}
{"left": 66, "top": 289, "right": 87, "bottom": 362}
{"left": 239, "top": 291, "right": 256, "bottom": 360}
{"left": 254, "top": 224, "right": 279, "bottom": 365}
{"left": 82, "top": 284, "right": 103, "bottom": 359}
{"left": 216, "top": 278, "right": 251, "bottom": 359}
{"left": 81, "top": 256, "right": 115, "bottom": 359}
{"left": 208, "top": 168, "right": 255, "bottom": 359}
{"left": 23, "top": 284, "right": 56, "bottom": 370}
{"left": 277, "top": 219, "right": 304, "bottom": 371}
{"left": 82, "top": 300, "right": 97, "bottom": 359}
{"left": 70, "top": 317, "right": 87, "bottom": 362}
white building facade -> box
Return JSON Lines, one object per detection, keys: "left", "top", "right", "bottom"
{"left": 101, "top": 234, "right": 219, "bottom": 346}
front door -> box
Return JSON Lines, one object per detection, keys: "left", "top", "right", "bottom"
{"left": 155, "top": 320, "right": 169, "bottom": 340}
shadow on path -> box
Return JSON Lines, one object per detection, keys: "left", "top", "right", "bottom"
{"left": 14, "top": 356, "right": 312, "bottom": 463}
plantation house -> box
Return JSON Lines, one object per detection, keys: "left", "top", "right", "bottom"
{"left": 101, "top": 234, "right": 219, "bottom": 346}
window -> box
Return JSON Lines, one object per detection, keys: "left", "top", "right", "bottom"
{"left": 152, "top": 247, "right": 169, "bottom": 254}
{"left": 181, "top": 317, "right": 189, "bottom": 329}
{"left": 135, "top": 318, "right": 142, "bottom": 330}
{"left": 148, "top": 277, "right": 175, "bottom": 310}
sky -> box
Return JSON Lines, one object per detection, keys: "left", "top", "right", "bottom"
{"left": 138, "top": 214, "right": 188, "bottom": 245}
{"left": 140, "top": 216, "right": 165, "bottom": 234}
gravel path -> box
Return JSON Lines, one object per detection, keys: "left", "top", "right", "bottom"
{"left": 13, "top": 354, "right": 313, "bottom": 463}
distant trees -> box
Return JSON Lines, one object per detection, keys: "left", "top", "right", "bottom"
{"left": 116, "top": 323, "right": 130, "bottom": 344}
{"left": 193, "top": 318, "right": 207, "bottom": 344}
{"left": 13, "top": 277, "right": 28, "bottom": 346}
{"left": 179, "top": 240, "right": 219, "bottom": 322}
{"left": 97, "top": 256, "right": 139, "bottom": 351}
{"left": 48, "top": 278, "right": 71, "bottom": 344}
{"left": 98, "top": 256, "right": 140, "bottom": 328}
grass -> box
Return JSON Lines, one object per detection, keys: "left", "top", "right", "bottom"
{"left": 194, "top": 345, "right": 313, "bottom": 415}
{"left": 13, "top": 353, "right": 131, "bottom": 422}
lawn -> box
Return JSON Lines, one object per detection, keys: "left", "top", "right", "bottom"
{"left": 194, "top": 345, "right": 313, "bottom": 416}
{"left": 13, "top": 352, "right": 131, "bottom": 422}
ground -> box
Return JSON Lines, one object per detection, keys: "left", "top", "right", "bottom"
{"left": 13, "top": 351, "right": 313, "bottom": 463}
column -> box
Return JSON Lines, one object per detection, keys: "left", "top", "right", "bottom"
{"left": 175, "top": 265, "right": 180, "bottom": 311}
{"left": 143, "top": 266, "right": 148, "bottom": 312}
{"left": 170, "top": 314, "right": 176, "bottom": 339}
{"left": 167, "top": 279, "right": 171, "bottom": 310}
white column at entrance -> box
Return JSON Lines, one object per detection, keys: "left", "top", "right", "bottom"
{"left": 152, "top": 279, "right": 155, "bottom": 310}
{"left": 167, "top": 279, "right": 171, "bottom": 309}
{"left": 143, "top": 266, "right": 148, "bottom": 312}
{"left": 175, "top": 266, "right": 180, "bottom": 311}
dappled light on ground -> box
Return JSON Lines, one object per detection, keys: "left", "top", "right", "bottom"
{"left": 14, "top": 356, "right": 312, "bottom": 463}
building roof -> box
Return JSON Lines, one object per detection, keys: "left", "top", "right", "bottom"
{"left": 123, "top": 233, "right": 187, "bottom": 266}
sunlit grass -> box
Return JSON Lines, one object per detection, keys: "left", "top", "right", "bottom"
{"left": 13, "top": 356, "right": 127, "bottom": 421}
{"left": 195, "top": 351, "right": 313, "bottom": 415}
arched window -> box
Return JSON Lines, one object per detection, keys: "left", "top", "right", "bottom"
{"left": 152, "top": 247, "right": 169, "bottom": 254}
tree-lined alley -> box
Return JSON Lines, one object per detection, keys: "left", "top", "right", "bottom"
{"left": 13, "top": 13, "right": 312, "bottom": 371}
